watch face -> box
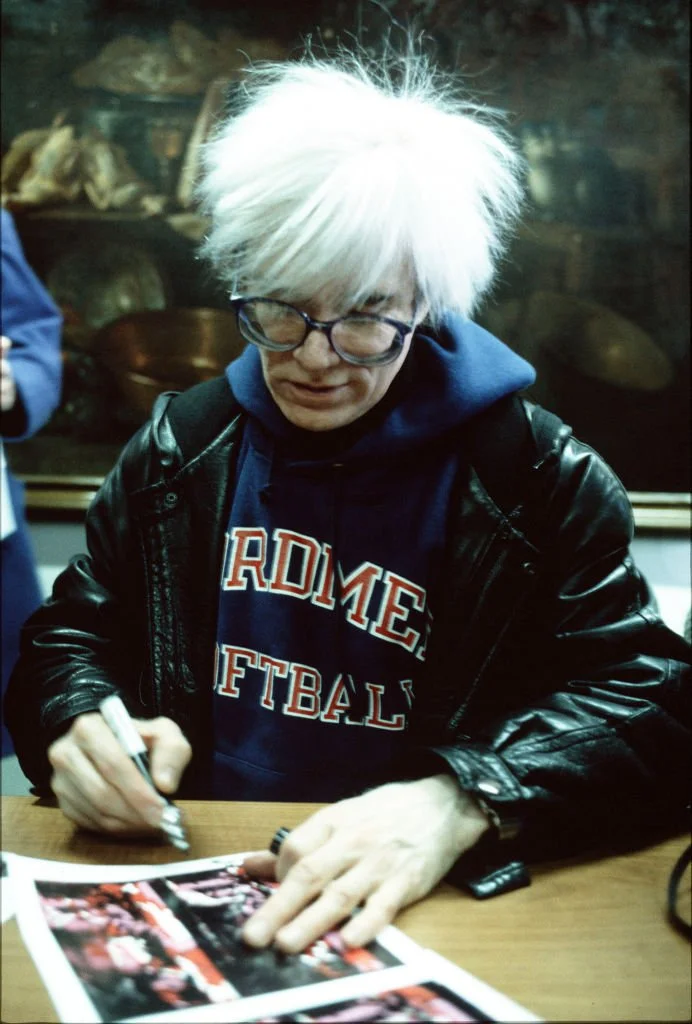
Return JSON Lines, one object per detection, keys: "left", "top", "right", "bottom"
{"left": 476, "top": 796, "right": 520, "bottom": 842}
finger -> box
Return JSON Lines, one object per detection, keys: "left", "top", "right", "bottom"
{"left": 241, "top": 850, "right": 279, "bottom": 880}
{"left": 244, "top": 814, "right": 333, "bottom": 884}
{"left": 56, "top": 716, "right": 166, "bottom": 824}
{"left": 50, "top": 734, "right": 163, "bottom": 830}
{"left": 52, "top": 767, "right": 113, "bottom": 832}
{"left": 74, "top": 715, "right": 166, "bottom": 817}
{"left": 56, "top": 794, "right": 109, "bottom": 833}
{"left": 271, "top": 840, "right": 412, "bottom": 954}
{"left": 273, "top": 815, "right": 335, "bottom": 881}
{"left": 243, "top": 832, "right": 353, "bottom": 949}
{"left": 52, "top": 760, "right": 133, "bottom": 828}
{"left": 0, "top": 336, "right": 11, "bottom": 352}
{"left": 137, "top": 717, "right": 192, "bottom": 794}
{"left": 273, "top": 860, "right": 374, "bottom": 954}
{"left": 55, "top": 779, "right": 149, "bottom": 835}
{"left": 339, "top": 871, "right": 413, "bottom": 949}
{"left": 0, "top": 373, "right": 16, "bottom": 412}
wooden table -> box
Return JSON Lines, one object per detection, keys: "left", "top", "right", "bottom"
{"left": 1, "top": 796, "right": 690, "bottom": 1022}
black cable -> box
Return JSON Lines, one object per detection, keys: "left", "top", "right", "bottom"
{"left": 667, "top": 843, "right": 691, "bottom": 941}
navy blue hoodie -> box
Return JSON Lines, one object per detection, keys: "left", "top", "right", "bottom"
{"left": 212, "top": 316, "right": 535, "bottom": 801}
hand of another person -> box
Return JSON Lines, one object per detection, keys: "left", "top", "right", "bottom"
{"left": 241, "top": 774, "right": 490, "bottom": 953}
{"left": 1, "top": 336, "right": 17, "bottom": 413}
{"left": 47, "top": 711, "right": 192, "bottom": 836}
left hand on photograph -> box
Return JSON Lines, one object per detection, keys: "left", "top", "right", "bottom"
{"left": 240, "top": 774, "right": 490, "bottom": 953}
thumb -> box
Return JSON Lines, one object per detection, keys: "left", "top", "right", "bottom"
{"left": 136, "top": 716, "right": 192, "bottom": 794}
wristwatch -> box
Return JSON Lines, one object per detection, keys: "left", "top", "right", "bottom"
{"left": 474, "top": 778, "right": 521, "bottom": 842}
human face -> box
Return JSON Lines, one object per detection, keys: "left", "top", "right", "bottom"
{"left": 257, "top": 277, "right": 424, "bottom": 431}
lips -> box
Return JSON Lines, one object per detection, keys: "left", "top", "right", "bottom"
{"left": 282, "top": 380, "right": 347, "bottom": 401}
{"left": 286, "top": 380, "right": 346, "bottom": 391}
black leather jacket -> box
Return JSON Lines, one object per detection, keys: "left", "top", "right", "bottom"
{"left": 6, "top": 381, "right": 690, "bottom": 894}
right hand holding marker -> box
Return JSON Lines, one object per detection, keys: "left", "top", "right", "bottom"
{"left": 47, "top": 712, "right": 191, "bottom": 835}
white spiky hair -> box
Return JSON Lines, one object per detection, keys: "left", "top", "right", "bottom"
{"left": 197, "top": 45, "right": 524, "bottom": 325}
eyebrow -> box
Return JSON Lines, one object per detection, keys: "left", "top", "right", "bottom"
{"left": 358, "top": 293, "right": 397, "bottom": 307}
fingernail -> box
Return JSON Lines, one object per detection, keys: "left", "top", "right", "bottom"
{"left": 147, "top": 803, "right": 168, "bottom": 828}
{"left": 243, "top": 920, "right": 271, "bottom": 947}
{"left": 156, "top": 768, "right": 175, "bottom": 791}
{"left": 275, "top": 927, "right": 300, "bottom": 954}
{"left": 340, "top": 926, "right": 363, "bottom": 949}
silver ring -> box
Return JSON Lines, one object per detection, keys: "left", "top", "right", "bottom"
{"left": 269, "top": 826, "right": 291, "bottom": 856}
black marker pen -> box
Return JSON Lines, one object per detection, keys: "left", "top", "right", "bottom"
{"left": 99, "top": 695, "right": 190, "bottom": 852}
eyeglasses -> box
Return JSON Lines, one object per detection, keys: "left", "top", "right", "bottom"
{"left": 230, "top": 296, "right": 416, "bottom": 366}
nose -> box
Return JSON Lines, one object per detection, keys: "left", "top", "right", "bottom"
{"left": 292, "top": 327, "right": 341, "bottom": 371}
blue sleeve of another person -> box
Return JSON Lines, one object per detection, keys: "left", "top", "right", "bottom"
{"left": 1, "top": 208, "right": 62, "bottom": 440}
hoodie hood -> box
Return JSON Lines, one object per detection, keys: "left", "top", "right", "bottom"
{"left": 226, "top": 314, "right": 535, "bottom": 458}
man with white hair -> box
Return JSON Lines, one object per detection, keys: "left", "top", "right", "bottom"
{"left": 5, "top": 49, "right": 690, "bottom": 956}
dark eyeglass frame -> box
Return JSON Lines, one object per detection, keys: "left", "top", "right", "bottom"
{"left": 230, "top": 296, "right": 417, "bottom": 367}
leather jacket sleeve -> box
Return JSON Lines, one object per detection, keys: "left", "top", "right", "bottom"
{"left": 428, "top": 434, "right": 691, "bottom": 875}
{"left": 3, "top": 412, "right": 168, "bottom": 789}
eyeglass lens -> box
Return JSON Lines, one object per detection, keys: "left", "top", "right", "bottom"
{"left": 239, "top": 299, "right": 400, "bottom": 360}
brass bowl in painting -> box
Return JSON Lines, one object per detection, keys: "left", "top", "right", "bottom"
{"left": 94, "top": 307, "right": 246, "bottom": 421}
{"left": 483, "top": 290, "right": 672, "bottom": 392}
